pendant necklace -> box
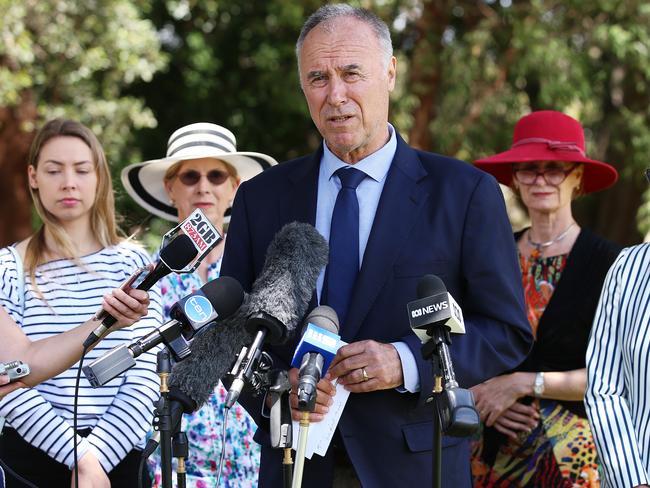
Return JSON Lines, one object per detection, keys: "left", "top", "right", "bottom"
{"left": 527, "top": 221, "right": 576, "bottom": 258}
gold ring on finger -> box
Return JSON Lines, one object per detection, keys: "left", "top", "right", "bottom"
{"left": 361, "top": 367, "right": 369, "bottom": 382}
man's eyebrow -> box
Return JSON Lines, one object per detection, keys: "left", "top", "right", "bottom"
{"left": 306, "top": 70, "right": 326, "bottom": 80}
{"left": 340, "top": 63, "right": 362, "bottom": 71}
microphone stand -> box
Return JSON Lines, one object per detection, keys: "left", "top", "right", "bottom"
{"left": 151, "top": 351, "right": 197, "bottom": 488}
{"left": 172, "top": 431, "right": 188, "bottom": 488}
{"left": 236, "top": 353, "right": 295, "bottom": 488}
{"left": 263, "top": 369, "right": 294, "bottom": 488}
{"left": 421, "top": 327, "right": 480, "bottom": 488}
{"left": 292, "top": 380, "right": 317, "bottom": 488}
{"left": 291, "top": 411, "right": 309, "bottom": 488}
{"left": 154, "top": 349, "right": 174, "bottom": 488}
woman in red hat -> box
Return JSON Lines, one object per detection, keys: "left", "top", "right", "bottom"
{"left": 470, "top": 111, "right": 621, "bottom": 487}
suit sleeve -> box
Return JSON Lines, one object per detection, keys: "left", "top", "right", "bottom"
{"left": 585, "top": 248, "right": 649, "bottom": 487}
{"left": 441, "top": 174, "right": 531, "bottom": 389}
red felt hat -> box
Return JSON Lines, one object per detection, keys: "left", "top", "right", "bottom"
{"left": 474, "top": 111, "right": 618, "bottom": 194}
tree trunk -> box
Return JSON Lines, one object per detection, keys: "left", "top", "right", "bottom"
{"left": 0, "top": 94, "right": 37, "bottom": 246}
{"left": 407, "top": 0, "right": 451, "bottom": 150}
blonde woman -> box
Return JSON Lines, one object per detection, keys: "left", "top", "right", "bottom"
{"left": 471, "top": 111, "right": 621, "bottom": 487}
{"left": 0, "top": 119, "right": 163, "bottom": 488}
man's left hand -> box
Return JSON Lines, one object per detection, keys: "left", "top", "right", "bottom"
{"left": 328, "top": 340, "right": 403, "bottom": 393}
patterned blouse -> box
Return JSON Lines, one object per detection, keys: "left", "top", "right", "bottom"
{"left": 519, "top": 252, "right": 567, "bottom": 338}
{"left": 149, "top": 259, "right": 261, "bottom": 488}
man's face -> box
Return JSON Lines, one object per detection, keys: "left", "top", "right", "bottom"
{"left": 299, "top": 17, "right": 396, "bottom": 164}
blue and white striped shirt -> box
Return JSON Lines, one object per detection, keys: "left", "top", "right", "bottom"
{"left": 0, "top": 243, "right": 163, "bottom": 472}
{"left": 586, "top": 243, "right": 650, "bottom": 488}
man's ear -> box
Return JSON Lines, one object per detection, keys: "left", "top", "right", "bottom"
{"left": 387, "top": 56, "right": 397, "bottom": 92}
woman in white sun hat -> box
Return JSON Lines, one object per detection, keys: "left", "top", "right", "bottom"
{"left": 122, "top": 122, "right": 277, "bottom": 488}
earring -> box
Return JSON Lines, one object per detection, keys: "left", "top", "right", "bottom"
{"left": 170, "top": 199, "right": 176, "bottom": 208}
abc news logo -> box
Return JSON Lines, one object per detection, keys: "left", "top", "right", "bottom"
{"left": 411, "top": 300, "right": 448, "bottom": 318}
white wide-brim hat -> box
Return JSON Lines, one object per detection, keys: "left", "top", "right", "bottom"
{"left": 121, "top": 122, "right": 278, "bottom": 221}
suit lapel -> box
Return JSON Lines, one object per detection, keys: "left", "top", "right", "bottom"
{"left": 279, "top": 148, "right": 322, "bottom": 226}
{"left": 342, "top": 134, "right": 429, "bottom": 341}
{"left": 279, "top": 148, "right": 322, "bottom": 312}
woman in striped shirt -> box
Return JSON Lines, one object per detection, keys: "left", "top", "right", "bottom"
{"left": 0, "top": 119, "right": 163, "bottom": 488}
{"left": 0, "top": 286, "right": 151, "bottom": 399}
{"left": 586, "top": 241, "right": 650, "bottom": 488}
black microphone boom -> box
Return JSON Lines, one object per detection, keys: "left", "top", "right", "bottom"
{"left": 169, "top": 221, "right": 329, "bottom": 410}
{"left": 83, "top": 234, "right": 198, "bottom": 348}
{"left": 83, "top": 276, "right": 244, "bottom": 387}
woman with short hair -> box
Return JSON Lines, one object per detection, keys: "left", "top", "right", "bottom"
{"left": 122, "top": 122, "right": 277, "bottom": 487}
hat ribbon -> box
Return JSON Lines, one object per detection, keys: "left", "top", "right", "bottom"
{"left": 512, "top": 137, "right": 585, "bottom": 156}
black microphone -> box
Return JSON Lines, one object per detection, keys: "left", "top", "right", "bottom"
{"left": 291, "top": 306, "right": 340, "bottom": 412}
{"left": 169, "top": 221, "right": 329, "bottom": 410}
{"left": 407, "top": 274, "right": 478, "bottom": 437}
{"left": 408, "top": 274, "right": 465, "bottom": 388}
{"left": 83, "top": 276, "right": 244, "bottom": 387}
{"left": 83, "top": 234, "right": 198, "bottom": 348}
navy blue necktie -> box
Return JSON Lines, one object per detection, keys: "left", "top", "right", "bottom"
{"left": 322, "top": 167, "right": 366, "bottom": 326}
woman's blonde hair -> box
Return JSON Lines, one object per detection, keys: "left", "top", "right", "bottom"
{"left": 24, "top": 119, "right": 121, "bottom": 285}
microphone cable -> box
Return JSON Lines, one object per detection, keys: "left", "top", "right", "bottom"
{"left": 72, "top": 345, "right": 89, "bottom": 488}
{"left": 215, "top": 404, "right": 230, "bottom": 487}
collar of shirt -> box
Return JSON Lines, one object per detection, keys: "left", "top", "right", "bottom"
{"left": 321, "top": 123, "right": 397, "bottom": 183}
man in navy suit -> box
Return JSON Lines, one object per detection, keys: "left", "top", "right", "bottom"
{"left": 220, "top": 4, "right": 532, "bottom": 487}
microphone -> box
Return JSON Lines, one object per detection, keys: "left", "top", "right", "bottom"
{"left": 407, "top": 275, "right": 465, "bottom": 342}
{"left": 83, "top": 276, "right": 244, "bottom": 387}
{"left": 290, "top": 306, "right": 340, "bottom": 412}
{"left": 407, "top": 274, "right": 478, "bottom": 437}
{"left": 289, "top": 309, "right": 339, "bottom": 488}
{"left": 407, "top": 275, "right": 465, "bottom": 388}
{"left": 83, "top": 233, "right": 198, "bottom": 348}
{"left": 169, "top": 221, "right": 329, "bottom": 410}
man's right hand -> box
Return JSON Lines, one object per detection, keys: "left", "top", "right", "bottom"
{"left": 288, "top": 367, "right": 336, "bottom": 422}
{"left": 71, "top": 451, "right": 110, "bottom": 488}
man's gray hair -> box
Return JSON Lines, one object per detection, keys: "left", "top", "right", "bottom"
{"left": 295, "top": 4, "right": 393, "bottom": 69}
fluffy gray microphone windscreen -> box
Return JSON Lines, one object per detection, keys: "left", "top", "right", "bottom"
{"left": 169, "top": 221, "right": 329, "bottom": 409}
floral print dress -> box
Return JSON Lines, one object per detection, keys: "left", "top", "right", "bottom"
{"left": 149, "top": 259, "right": 261, "bottom": 488}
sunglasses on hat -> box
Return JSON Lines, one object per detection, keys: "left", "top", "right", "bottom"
{"left": 177, "top": 169, "right": 229, "bottom": 186}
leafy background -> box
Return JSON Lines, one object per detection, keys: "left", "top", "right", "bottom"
{"left": 2, "top": 0, "right": 650, "bottom": 251}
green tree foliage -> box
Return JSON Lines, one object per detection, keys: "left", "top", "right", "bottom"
{"left": 395, "top": 0, "right": 650, "bottom": 243}
{"left": 3, "top": 0, "right": 650, "bottom": 245}
{"left": 0, "top": 0, "right": 166, "bottom": 243}
{"left": 124, "top": 0, "right": 323, "bottom": 234}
